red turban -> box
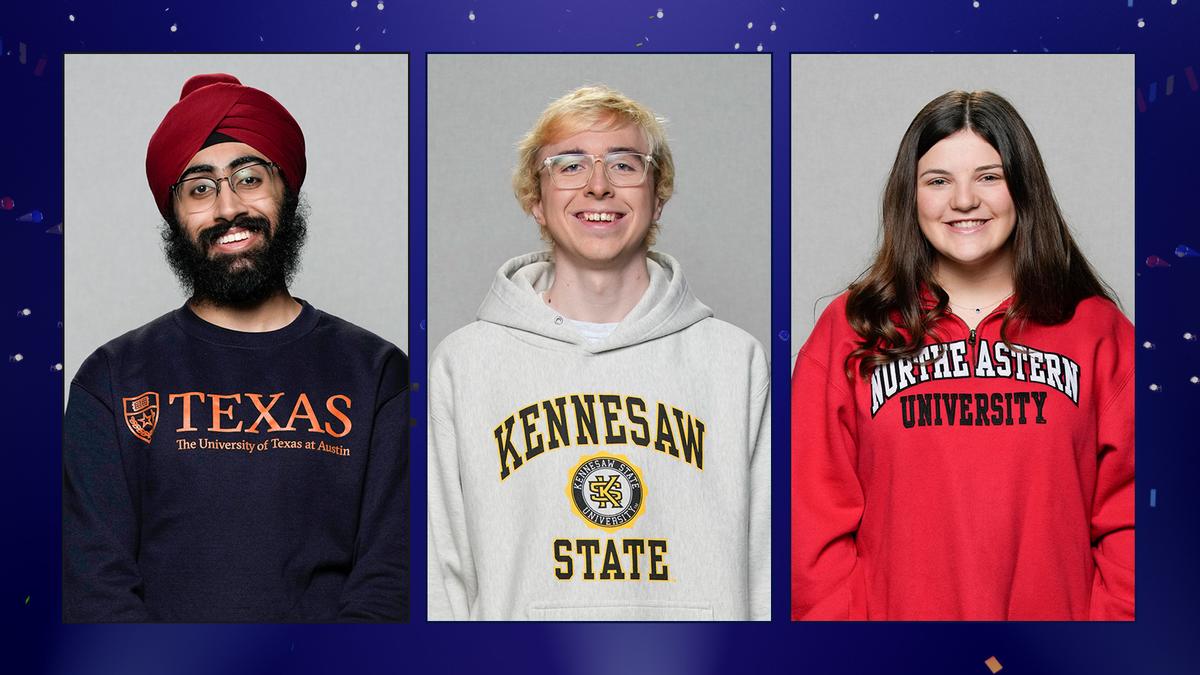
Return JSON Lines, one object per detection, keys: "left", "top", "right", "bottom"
{"left": 145, "top": 73, "right": 306, "bottom": 218}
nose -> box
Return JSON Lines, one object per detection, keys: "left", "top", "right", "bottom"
{"left": 950, "top": 179, "right": 979, "bottom": 211}
{"left": 585, "top": 157, "right": 613, "bottom": 198}
{"left": 212, "top": 177, "right": 249, "bottom": 222}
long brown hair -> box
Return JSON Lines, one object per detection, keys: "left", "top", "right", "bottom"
{"left": 845, "top": 90, "right": 1115, "bottom": 378}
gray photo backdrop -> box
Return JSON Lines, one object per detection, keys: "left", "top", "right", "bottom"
{"left": 791, "top": 54, "right": 1134, "bottom": 362}
{"left": 427, "top": 54, "right": 771, "bottom": 352}
{"left": 65, "top": 53, "right": 409, "bottom": 389}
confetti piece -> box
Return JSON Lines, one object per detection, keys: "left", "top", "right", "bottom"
{"left": 468, "top": 10, "right": 475, "bottom": 21}
{"left": 17, "top": 210, "right": 44, "bottom": 223}
{"left": 656, "top": 8, "right": 664, "bottom": 19}
{"left": 1137, "top": 18, "right": 1145, "bottom": 28}
{"left": 1145, "top": 255, "right": 1170, "bottom": 268}
{"left": 34, "top": 57, "right": 46, "bottom": 77}
{"left": 756, "top": 43, "right": 763, "bottom": 51}
{"left": 46, "top": 223, "right": 63, "bottom": 235}
{"left": 53, "top": 363, "right": 63, "bottom": 371}
{"left": 985, "top": 656, "right": 1002, "bottom": 673}
{"left": 747, "top": 21, "right": 754, "bottom": 29}
{"left": 0, "top": 197, "right": 13, "bottom": 210}
{"left": 770, "top": 21, "right": 777, "bottom": 31}
{"left": 18, "top": 308, "right": 30, "bottom": 317}
{"left": 1191, "top": 376, "right": 1199, "bottom": 384}
{"left": 354, "top": 43, "right": 361, "bottom": 51}
{"left": 1127, "top": 0, "right": 1133, "bottom": 6}
{"left": 350, "top": 0, "right": 357, "bottom": 6}
{"left": 734, "top": 42, "right": 740, "bottom": 49}
{"left": 170, "top": 23, "right": 178, "bottom": 32}
{"left": 377, "top": 1, "right": 384, "bottom": 9}
{"left": 1149, "top": 383, "right": 1162, "bottom": 391}
{"left": 1175, "top": 244, "right": 1198, "bottom": 258}
{"left": 1142, "top": 341, "right": 1155, "bottom": 350}
{"left": 778, "top": 330, "right": 790, "bottom": 342}
{"left": 419, "top": 319, "right": 426, "bottom": 331}
{"left": 1136, "top": 88, "right": 1146, "bottom": 113}
{"left": 1184, "top": 332, "right": 1196, "bottom": 341}
{"left": 1187, "top": 66, "right": 1199, "bottom": 92}
{"left": 873, "top": 12, "right": 880, "bottom": 20}
{"left": 10, "top": 354, "right": 24, "bottom": 363}
{"left": 24, "top": 595, "right": 30, "bottom": 605}
{"left": 1150, "top": 489, "right": 1157, "bottom": 507}
{"left": 1167, "top": 75, "right": 1175, "bottom": 96}
{"left": 68, "top": 14, "right": 75, "bottom": 21}
{"left": 973, "top": 1, "right": 980, "bottom": 7}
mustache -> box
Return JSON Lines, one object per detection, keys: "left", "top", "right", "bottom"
{"left": 198, "top": 216, "right": 271, "bottom": 248}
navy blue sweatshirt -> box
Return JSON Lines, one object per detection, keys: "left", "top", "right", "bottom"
{"left": 63, "top": 301, "right": 408, "bottom": 622}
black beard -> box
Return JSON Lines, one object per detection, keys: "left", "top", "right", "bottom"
{"left": 161, "top": 192, "right": 308, "bottom": 309}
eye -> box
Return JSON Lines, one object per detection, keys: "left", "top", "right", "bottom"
{"left": 979, "top": 173, "right": 1003, "bottom": 183}
{"left": 926, "top": 177, "right": 949, "bottom": 187}
{"left": 607, "top": 154, "right": 645, "bottom": 173}
{"left": 187, "top": 181, "right": 214, "bottom": 197}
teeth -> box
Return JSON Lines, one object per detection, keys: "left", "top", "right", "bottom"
{"left": 582, "top": 212, "right": 617, "bottom": 222}
{"left": 950, "top": 220, "right": 986, "bottom": 229}
{"left": 217, "top": 231, "right": 251, "bottom": 245}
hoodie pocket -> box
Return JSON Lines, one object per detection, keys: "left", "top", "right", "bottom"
{"left": 526, "top": 601, "right": 715, "bottom": 621}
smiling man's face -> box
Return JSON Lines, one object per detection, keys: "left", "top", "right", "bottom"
{"left": 163, "top": 141, "right": 306, "bottom": 306}
{"left": 531, "top": 123, "right": 661, "bottom": 270}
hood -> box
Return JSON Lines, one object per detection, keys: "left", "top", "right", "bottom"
{"left": 476, "top": 250, "right": 713, "bottom": 354}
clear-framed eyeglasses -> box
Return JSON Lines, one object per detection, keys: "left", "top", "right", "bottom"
{"left": 541, "top": 152, "right": 655, "bottom": 189}
{"left": 170, "top": 161, "right": 279, "bottom": 214}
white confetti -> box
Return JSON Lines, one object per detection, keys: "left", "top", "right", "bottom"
{"left": 770, "top": 21, "right": 777, "bottom": 31}
{"left": 1172, "top": 0, "right": 1178, "bottom": 5}
{"left": 19, "top": 308, "right": 31, "bottom": 316}
{"left": 53, "top": 363, "right": 63, "bottom": 372}
{"left": 756, "top": 43, "right": 763, "bottom": 51}
{"left": 169, "top": 23, "right": 177, "bottom": 32}
{"left": 973, "top": 0, "right": 980, "bottom": 7}
{"left": 656, "top": 8, "right": 663, "bottom": 19}
{"left": 10, "top": 354, "right": 23, "bottom": 362}
{"left": 1185, "top": 332, "right": 1196, "bottom": 341}
{"left": 1191, "top": 375, "right": 1199, "bottom": 384}
{"left": 747, "top": 21, "right": 753, "bottom": 29}
{"left": 873, "top": 12, "right": 880, "bottom": 20}
{"left": 468, "top": 10, "right": 476, "bottom": 21}
{"left": 350, "top": 0, "right": 357, "bottom": 6}
{"left": 354, "top": 42, "right": 361, "bottom": 51}
{"left": 1149, "top": 383, "right": 1161, "bottom": 391}
{"left": 377, "top": 1, "right": 384, "bottom": 8}
{"left": 1142, "top": 340, "right": 1155, "bottom": 349}
{"left": 1137, "top": 18, "right": 1145, "bottom": 27}
{"left": 733, "top": 42, "right": 740, "bottom": 49}
{"left": 68, "top": 14, "right": 75, "bottom": 21}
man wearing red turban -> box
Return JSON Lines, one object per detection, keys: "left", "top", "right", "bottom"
{"left": 64, "top": 74, "right": 409, "bottom": 622}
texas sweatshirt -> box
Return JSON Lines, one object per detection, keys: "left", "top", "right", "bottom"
{"left": 428, "top": 251, "right": 771, "bottom": 620}
{"left": 791, "top": 292, "right": 1134, "bottom": 620}
{"left": 63, "top": 300, "right": 409, "bottom": 622}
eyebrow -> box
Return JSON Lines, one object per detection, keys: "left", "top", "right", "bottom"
{"left": 551, "top": 146, "right": 647, "bottom": 157}
{"left": 177, "top": 155, "right": 269, "bottom": 180}
{"left": 919, "top": 164, "right": 1005, "bottom": 178}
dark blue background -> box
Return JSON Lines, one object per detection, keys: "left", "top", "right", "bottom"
{"left": 2, "top": 1, "right": 1195, "bottom": 672}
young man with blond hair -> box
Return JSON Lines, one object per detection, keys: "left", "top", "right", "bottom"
{"left": 427, "top": 85, "right": 770, "bottom": 621}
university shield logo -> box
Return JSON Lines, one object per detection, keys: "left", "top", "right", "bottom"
{"left": 122, "top": 392, "right": 159, "bottom": 444}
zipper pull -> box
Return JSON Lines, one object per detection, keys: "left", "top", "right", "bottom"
{"left": 969, "top": 329, "right": 977, "bottom": 346}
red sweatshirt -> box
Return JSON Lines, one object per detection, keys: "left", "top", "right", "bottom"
{"left": 791, "top": 292, "right": 1134, "bottom": 620}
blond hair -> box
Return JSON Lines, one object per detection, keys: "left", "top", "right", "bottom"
{"left": 513, "top": 85, "right": 674, "bottom": 245}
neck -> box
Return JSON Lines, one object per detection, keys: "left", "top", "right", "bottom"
{"left": 934, "top": 250, "right": 1015, "bottom": 309}
{"left": 187, "top": 289, "right": 302, "bottom": 332}
{"left": 545, "top": 249, "right": 650, "bottom": 323}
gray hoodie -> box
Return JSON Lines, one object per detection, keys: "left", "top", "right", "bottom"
{"left": 428, "top": 251, "right": 771, "bottom": 620}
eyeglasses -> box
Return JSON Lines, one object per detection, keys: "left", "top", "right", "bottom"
{"left": 541, "top": 152, "right": 655, "bottom": 189}
{"left": 170, "top": 162, "right": 278, "bottom": 214}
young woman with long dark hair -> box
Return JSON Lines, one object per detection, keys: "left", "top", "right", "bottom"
{"left": 791, "top": 91, "right": 1134, "bottom": 620}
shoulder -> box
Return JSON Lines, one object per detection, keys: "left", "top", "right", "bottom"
{"left": 72, "top": 310, "right": 179, "bottom": 392}
{"left": 313, "top": 308, "right": 407, "bottom": 362}
{"left": 1069, "top": 295, "right": 1133, "bottom": 335}
{"left": 798, "top": 291, "right": 858, "bottom": 359}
